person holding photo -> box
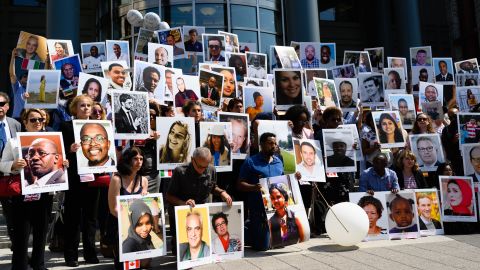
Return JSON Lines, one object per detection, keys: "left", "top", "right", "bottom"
{"left": 159, "top": 121, "right": 190, "bottom": 164}
{"left": 377, "top": 113, "right": 403, "bottom": 144}
{"left": 443, "top": 179, "right": 474, "bottom": 216}
{"left": 275, "top": 70, "right": 302, "bottom": 105}
{"left": 359, "top": 153, "right": 399, "bottom": 195}
{"left": 268, "top": 183, "right": 304, "bottom": 248}
{"left": 357, "top": 196, "right": 385, "bottom": 236}
{"left": 122, "top": 199, "right": 155, "bottom": 253}
{"left": 394, "top": 150, "right": 427, "bottom": 189}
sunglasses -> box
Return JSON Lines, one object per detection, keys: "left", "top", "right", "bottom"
{"left": 28, "top": 117, "right": 45, "bottom": 123}
{"left": 0, "top": 102, "right": 8, "bottom": 107}
{"left": 92, "top": 109, "right": 103, "bottom": 115}
{"left": 209, "top": 45, "right": 220, "bottom": 50}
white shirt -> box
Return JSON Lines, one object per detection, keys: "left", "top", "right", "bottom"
{"left": 296, "top": 160, "right": 325, "bottom": 184}
{"left": 109, "top": 53, "right": 129, "bottom": 64}
{"left": 24, "top": 169, "right": 59, "bottom": 188}
{"left": 248, "top": 66, "right": 267, "bottom": 79}
{"left": 83, "top": 55, "right": 105, "bottom": 70}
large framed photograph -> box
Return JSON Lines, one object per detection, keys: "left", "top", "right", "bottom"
{"left": 293, "top": 139, "right": 325, "bottom": 182}
{"left": 202, "top": 34, "right": 226, "bottom": 64}
{"left": 77, "top": 72, "right": 109, "bottom": 104}
{"left": 246, "top": 52, "right": 267, "bottom": 79}
{"left": 385, "top": 191, "right": 420, "bottom": 239}
{"left": 439, "top": 176, "right": 477, "bottom": 222}
{"left": 218, "top": 112, "right": 250, "bottom": 159}
{"left": 132, "top": 60, "right": 165, "bottom": 100}
{"left": 274, "top": 69, "right": 304, "bottom": 110}
{"left": 183, "top": 26, "right": 205, "bottom": 55}
{"left": 415, "top": 189, "right": 444, "bottom": 236}
{"left": 433, "top": 57, "right": 454, "bottom": 83}
{"left": 455, "top": 86, "right": 480, "bottom": 112}
{"left": 334, "top": 78, "right": 358, "bottom": 112}
{"left": 319, "top": 43, "right": 336, "bottom": 68}
{"left": 454, "top": 58, "right": 480, "bottom": 74}
{"left": 118, "top": 193, "right": 166, "bottom": 262}
{"left": 419, "top": 82, "right": 443, "bottom": 104}
{"left": 461, "top": 144, "right": 480, "bottom": 181}
{"left": 358, "top": 73, "right": 385, "bottom": 106}
{"left": 100, "top": 61, "right": 132, "bottom": 91}
{"left": 156, "top": 117, "right": 195, "bottom": 170}
{"left": 257, "top": 120, "right": 296, "bottom": 174}
{"left": 322, "top": 129, "right": 356, "bottom": 173}
{"left": 244, "top": 86, "right": 273, "bottom": 120}
{"left": 259, "top": 174, "right": 310, "bottom": 248}
{"left": 457, "top": 113, "right": 480, "bottom": 145}
{"left": 53, "top": 54, "right": 83, "bottom": 97}
{"left": 313, "top": 78, "right": 339, "bottom": 109}
{"left": 199, "top": 122, "right": 233, "bottom": 172}
{"left": 105, "top": 40, "right": 130, "bottom": 66}
{"left": 80, "top": 42, "right": 106, "bottom": 73}
{"left": 372, "top": 111, "right": 406, "bottom": 148}
{"left": 47, "top": 39, "right": 74, "bottom": 64}
{"left": 18, "top": 132, "right": 68, "bottom": 195}
{"left": 111, "top": 90, "right": 150, "bottom": 140}
{"left": 72, "top": 120, "right": 117, "bottom": 174}
{"left": 172, "top": 74, "right": 200, "bottom": 114}
{"left": 134, "top": 28, "right": 158, "bottom": 61}
{"left": 175, "top": 204, "right": 212, "bottom": 269}
{"left": 349, "top": 192, "right": 389, "bottom": 241}
{"left": 199, "top": 69, "right": 224, "bottom": 111}
{"left": 156, "top": 27, "right": 185, "bottom": 60}
{"left": 25, "top": 70, "right": 60, "bottom": 109}
{"left": 147, "top": 43, "right": 173, "bottom": 68}
{"left": 410, "top": 46, "right": 432, "bottom": 67}
{"left": 209, "top": 202, "right": 244, "bottom": 262}
{"left": 388, "top": 94, "right": 416, "bottom": 129}
{"left": 409, "top": 134, "right": 445, "bottom": 172}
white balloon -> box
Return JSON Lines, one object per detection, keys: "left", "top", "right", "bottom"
{"left": 325, "top": 202, "right": 369, "bottom": 246}
{"left": 159, "top": 21, "right": 170, "bottom": 30}
{"left": 143, "top": 12, "right": 161, "bottom": 31}
{"left": 126, "top": 9, "right": 144, "bottom": 27}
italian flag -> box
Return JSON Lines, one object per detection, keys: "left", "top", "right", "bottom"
{"left": 21, "top": 58, "right": 44, "bottom": 70}
{"left": 160, "top": 170, "right": 172, "bottom": 177}
{"left": 124, "top": 260, "right": 140, "bottom": 270}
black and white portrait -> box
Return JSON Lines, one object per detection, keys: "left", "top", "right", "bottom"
{"left": 111, "top": 90, "right": 150, "bottom": 140}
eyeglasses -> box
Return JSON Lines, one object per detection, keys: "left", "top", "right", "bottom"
{"left": 471, "top": 157, "right": 480, "bottom": 163}
{"left": 0, "top": 102, "right": 8, "bottom": 107}
{"left": 81, "top": 134, "right": 107, "bottom": 145}
{"left": 214, "top": 221, "right": 226, "bottom": 228}
{"left": 209, "top": 45, "right": 220, "bottom": 50}
{"left": 417, "top": 146, "right": 434, "bottom": 152}
{"left": 25, "top": 150, "right": 56, "bottom": 160}
{"left": 28, "top": 117, "right": 45, "bottom": 123}
{"left": 193, "top": 158, "right": 208, "bottom": 170}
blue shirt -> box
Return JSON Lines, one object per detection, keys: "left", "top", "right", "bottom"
{"left": 12, "top": 81, "right": 26, "bottom": 119}
{"left": 359, "top": 167, "right": 399, "bottom": 192}
{"left": 301, "top": 58, "right": 320, "bottom": 68}
{"left": 239, "top": 153, "right": 284, "bottom": 213}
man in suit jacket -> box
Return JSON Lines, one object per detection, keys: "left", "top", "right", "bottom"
{"left": 0, "top": 92, "right": 21, "bottom": 157}
{"left": 24, "top": 138, "right": 66, "bottom": 187}
{"left": 200, "top": 76, "right": 220, "bottom": 107}
{"left": 59, "top": 63, "right": 79, "bottom": 91}
{"left": 435, "top": 60, "right": 453, "bottom": 82}
{"left": 115, "top": 93, "right": 142, "bottom": 134}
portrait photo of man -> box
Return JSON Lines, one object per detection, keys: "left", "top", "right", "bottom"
{"left": 294, "top": 140, "right": 325, "bottom": 182}
{"left": 465, "top": 145, "right": 480, "bottom": 182}
{"left": 319, "top": 43, "right": 335, "bottom": 68}
{"left": 338, "top": 80, "right": 357, "bottom": 108}
{"left": 203, "top": 34, "right": 225, "bottom": 62}
{"left": 421, "top": 84, "right": 440, "bottom": 103}
{"left": 323, "top": 129, "right": 356, "bottom": 172}
{"left": 360, "top": 74, "right": 384, "bottom": 104}
{"left": 412, "top": 68, "right": 430, "bottom": 92}
{"left": 456, "top": 59, "right": 480, "bottom": 74}
{"left": 114, "top": 93, "right": 142, "bottom": 134}
{"left": 155, "top": 46, "right": 172, "bottom": 67}
{"left": 81, "top": 43, "right": 106, "bottom": 73}
{"left": 411, "top": 47, "right": 432, "bottom": 67}
{"left": 135, "top": 65, "right": 162, "bottom": 97}
{"left": 435, "top": 59, "right": 454, "bottom": 82}
{"left": 300, "top": 44, "right": 320, "bottom": 68}
{"left": 416, "top": 193, "right": 442, "bottom": 232}
{"left": 59, "top": 62, "right": 79, "bottom": 92}
{"left": 107, "top": 42, "right": 129, "bottom": 63}
{"left": 74, "top": 121, "right": 116, "bottom": 173}
{"left": 200, "top": 73, "right": 222, "bottom": 108}
{"left": 184, "top": 28, "right": 203, "bottom": 53}
{"left": 246, "top": 52, "right": 267, "bottom": 79}
{"left": 102, "top": 62, "right": 132, "bottom": 91}
{"left": 412, "top": 135, "right": 443, "bottom": 171}
{"left": 179, "top": 211, "right": 210, "bottom": 261}
{"left": 166, "top": 34, "right": 185, "bottom": 56}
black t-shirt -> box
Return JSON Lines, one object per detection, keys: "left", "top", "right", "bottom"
{"left": 167, "top": 163, "right": 217, "bottom": 203}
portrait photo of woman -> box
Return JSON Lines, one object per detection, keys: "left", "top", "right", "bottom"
{"left": 51, "top": 42, "right": 69, "bottom": 62}
{"left": 81, "top": 78, "right": 103, "bottom": 102}
{"left": 268, "top": 183, "right": 305, "bottom": 248}
{"left": 122, "top": 199, "right": 155, "bottom": 253}
{"left": 203, "top": 124, "right": 231, "bottom": 167}
{"left": 442, "top": 178, "right": 475, "bottom": 217}
{"left": 159, "top": 121, "right": 191, "bottom": 164}
{"left": 357, "top": 195, "right": 386, "bottom": 237}
{"left": 373, "top": 111, "right": 405, "bottom": 147}
{"left": 274, "top": 70, "right": 303, "bottom": 109}
{"left": 212, "top": 68, "right": 236, "bottom": 98}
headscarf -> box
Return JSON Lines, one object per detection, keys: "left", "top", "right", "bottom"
{"left": 448, "top": 179, "right": 473, "bottom": 215}
{"left": 127, "top": 199, "right": 155, "bottom": 251}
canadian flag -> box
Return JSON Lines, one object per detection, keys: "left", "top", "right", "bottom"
{"left": 124, "top": 260, "right": 140, "bottom": 270}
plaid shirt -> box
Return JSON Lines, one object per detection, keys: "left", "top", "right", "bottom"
{"left": 301, "top": 58, "right": 320, "bottom": 68}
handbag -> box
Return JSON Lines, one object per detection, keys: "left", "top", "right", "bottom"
{"left": 0, "top": 174, "right": 21, "bottom": 197}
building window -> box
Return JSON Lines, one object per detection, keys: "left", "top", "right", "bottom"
{"left": 232, "top": 30, "right": 258, "bottom": 51}
{"left": 259, "top": 8, "right": 280, "bottom": 33}
{"left": 260, "top": 32, "right": 281, "bottom": 54}
{"left": 231, "top": 5, "right": 257, "bottom": 29}
{"left": 11, "top": 0, "right": 44, "bottom": 6}
{"left": 195, "top": 3, "right": 227, "bottom": 28}
{"left": 162, "top": 4, "right": 193, "bottom": 27}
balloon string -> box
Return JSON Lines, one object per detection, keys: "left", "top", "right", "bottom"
{"left": 312, "top": 182, "right": 349, "bottom": 233}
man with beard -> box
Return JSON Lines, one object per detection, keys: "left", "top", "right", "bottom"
{"left": 301, "top": 44, "right": 320, "bottom": 68}
{"left": 247, "top": 54, "right": 267, "bottom": 79}
{"left": 60, "top": 63, "right": 79, "bottom": 91}
{"left": 339, "top": 80, "right": 356, "bottom": 108}
{"left": 179, "top": 211, "right": 210, "bottom": 261}
{"left": 114, "top": 94, "right": 142, "bottom": 134}
{"left": 296, "top": 141, "right": 322, "bottom": 180}
{"left": 79, "top": 123, "right": 115, "bottom": 167}
{"left": 137, "top": 66, "right": 161, "bottom": 96}
{"left": 166, "top": 34, "right": 184, "bottom": 56}
{"left": 83, "top": 45, "right": 105, "bottom": 71}
{"left": 24, "top": 138, "right": 65, "bottom": 187}
{"left": 326, "top": 140, "right": 355, "bottom": 167}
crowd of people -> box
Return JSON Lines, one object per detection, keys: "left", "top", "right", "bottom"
{"left": 3, "top": 29, "right": 480, "bottom": 270}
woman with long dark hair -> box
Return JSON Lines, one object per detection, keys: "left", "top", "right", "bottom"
{"left": 82, "top": 78, "right": 102, "bottom": 102}
{"left": 377, "top": 113, "right": 404, "bottom": 144}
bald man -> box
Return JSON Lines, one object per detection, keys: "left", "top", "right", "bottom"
{"left": 24, "top": 138, "right": 65, "bottom": 186}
